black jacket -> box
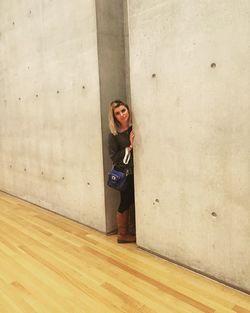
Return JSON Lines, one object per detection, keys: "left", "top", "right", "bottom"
{"left": 108, "top": 126, "right": 133, "bottom": 173}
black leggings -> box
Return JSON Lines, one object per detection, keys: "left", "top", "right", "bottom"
{"left": 118, "top": 175, "right": 135, "bottom": 213}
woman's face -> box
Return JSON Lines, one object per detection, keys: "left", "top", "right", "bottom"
{"left": 113, "top": 105, "right": 129, "bottom": 125}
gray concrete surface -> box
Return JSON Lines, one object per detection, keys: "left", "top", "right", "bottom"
{"left": 0, "top": 0, "right": 106, "bottom": 231}
{"left": 128, "top": 0, "right": 250, "bottom": 291}
{"left": 95, "top": 0, "right": 127, "bottom": 232}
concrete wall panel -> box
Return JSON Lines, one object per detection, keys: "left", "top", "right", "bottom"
{"left": 128, "top": 0, "right": 250, "bottom": 291}
{"left": 0, "top": 0, "right": 106, "bottom": 231}
{"left": 95, "top": 0, "right": 127, "bottom": 232}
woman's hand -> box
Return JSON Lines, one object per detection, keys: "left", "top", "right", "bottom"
{"left": 129, "top": 130, "right": 135, "bottom": 149}
{"left": 130, "top": 130, "right": 135, "bottom": 145}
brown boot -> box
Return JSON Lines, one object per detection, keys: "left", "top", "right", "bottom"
{"left": 128, "top": 205, "right": 136, "bottom": 236}
{"left": 117, "top": 211, "right": 136, "bottom": 243}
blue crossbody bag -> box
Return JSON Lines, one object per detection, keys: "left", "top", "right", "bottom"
{"left": 107, "top": 168, "right": 129, "bottom": 191}
{"left": 107, "top": 147, "right": 131, "bottom": 191}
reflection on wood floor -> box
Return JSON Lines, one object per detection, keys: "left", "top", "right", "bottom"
{"left": 0, "top": 191, "right": 249, "bottom": 313}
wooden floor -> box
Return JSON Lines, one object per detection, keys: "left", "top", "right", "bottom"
{"left": 0, "top": 192, "right": 249, "bottom": 313}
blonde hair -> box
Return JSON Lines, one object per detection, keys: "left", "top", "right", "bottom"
{"left": 108, "top": 100, "right": 132, "bottom": 135}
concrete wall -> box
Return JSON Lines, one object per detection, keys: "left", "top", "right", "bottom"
{"left": 128, "top": 0, "right": 250, "bottom": 291}
{"left": 0, "top": 1, "right": 107, "bottom": 231}
{"left": 1, "top": 0, "right": 249, "bottom": 292}
{"left": 95, "top": 0, "right": 127, "bottom": 232}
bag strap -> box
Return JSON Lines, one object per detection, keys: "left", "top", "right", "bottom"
{"left": 123, "top": 147, "right": 131, "bottom": 165}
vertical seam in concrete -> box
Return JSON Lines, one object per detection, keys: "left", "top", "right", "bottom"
{"left": 123, "top": 0, "right": 131, "bottom": 106}
{"left": 94, "top": 0, "right": 109, "bottom": 232}
{"left": 94, "top": 0, "right": 128, "bottom": 233}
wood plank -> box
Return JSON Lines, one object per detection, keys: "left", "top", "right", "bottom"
{"left": 0, "top": 191, "right": 249, "bottom": 313}
{"left": 233, "top": 305, "right": 250, "bottom": 313}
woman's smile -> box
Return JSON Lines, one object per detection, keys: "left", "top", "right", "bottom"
{"left": 114, "top": 105, "right": 129, "bottom": 124}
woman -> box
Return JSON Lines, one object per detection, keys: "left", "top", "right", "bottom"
{"left": 108, "top": 100, "right": 136, "bottom": 243}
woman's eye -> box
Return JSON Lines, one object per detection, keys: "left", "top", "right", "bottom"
{"left": 121, "top": 109, "right": 126, "bottom": 113}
